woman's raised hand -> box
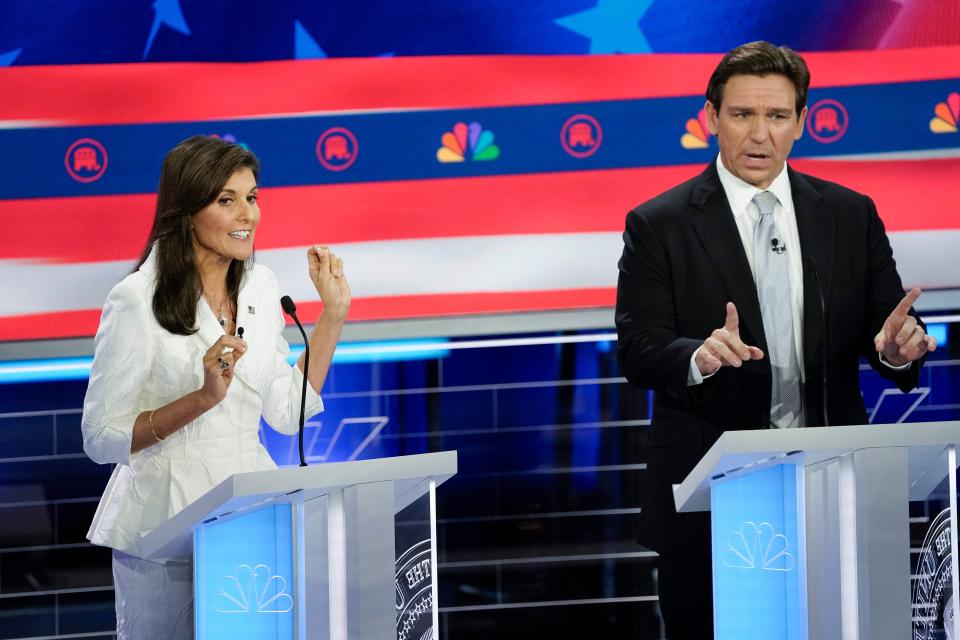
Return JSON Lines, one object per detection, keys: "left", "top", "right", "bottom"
{"left": 307, "top": 245, "right": 351, "bottom": 322}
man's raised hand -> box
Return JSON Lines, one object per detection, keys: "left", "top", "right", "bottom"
{"left": 695, "top": 302, "right": 765, "bottom": 376}
{"left": 874, "top": 287, "right": 936, "bottom": 366}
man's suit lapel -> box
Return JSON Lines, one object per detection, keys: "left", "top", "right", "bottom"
{"left": 688, "top": 163, "right": 768, "bottom": 352}
{"left": 791, "top": 168, "right": 834, "bottom": 369}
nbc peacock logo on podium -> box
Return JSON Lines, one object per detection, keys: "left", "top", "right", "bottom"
{"left": 214, "top": 564, "right": 293, "bottom": 614}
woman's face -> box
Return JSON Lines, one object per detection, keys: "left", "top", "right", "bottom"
{"left": 191, "top": 167, "right": 260, "bottom": 265}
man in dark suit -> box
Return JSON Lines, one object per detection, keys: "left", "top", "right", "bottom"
{"left": 615, "top": 41, "right": 937, "bottom": 639}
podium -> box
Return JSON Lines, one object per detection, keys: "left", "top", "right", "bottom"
{"left": 673, "top": 421, "right": 960, "bottom": 640}
{"left": 138, "top": 451, "right": 457, "bottom": 640}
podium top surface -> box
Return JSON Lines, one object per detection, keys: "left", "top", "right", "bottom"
{"left": 674, "top": 421, "right": 960, "bottom": 513}
{"left": 139, "top": 450, "right": 457, "bottom": 560}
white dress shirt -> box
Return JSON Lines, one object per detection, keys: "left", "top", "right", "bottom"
{"left": 82, "top": 247, "right": 323, "bottom": 559}
{"left": 688, "top": 156, "right": 805, "bottom": 385}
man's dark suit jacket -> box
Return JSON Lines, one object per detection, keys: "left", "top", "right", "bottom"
{"left": 616, "top": 161, "right": 923, "bottom": 557}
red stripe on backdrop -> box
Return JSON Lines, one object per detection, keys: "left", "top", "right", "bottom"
{"left": 0, "top": 309, "right": 103, "bottom": 342}
{"left": 296, "top": 287, "right": 616, "bottom": 323}
{"left": 0, "top": 288, "right": 616, "bottom": 341}
{"left": 1, "top": 48, "right": 958, "bottom": 126}
{"left": 3, "top": 158, "right": 957, "bottom": 262}
{"left": 0, "top": 192, "right": 158, "bottom": 262}
{"left": 790, "top": 157, "right": 960, "bottom": 230}
{"left": 3, "top": 166, "right": 699, "bottom": 262}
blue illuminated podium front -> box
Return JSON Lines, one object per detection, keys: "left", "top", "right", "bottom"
{"left": 194, "top": 504, "right": 296, "bottom": 637}
{"left": 711, "top": 460, "right": 807, "bottom": 639}
{"left": 137, "top": 451, "right": 457, "bottom": 640}
{"left": 673, "top": 421, "right": 960, "bottom": 640}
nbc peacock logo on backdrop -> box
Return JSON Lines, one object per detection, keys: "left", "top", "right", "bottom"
{"left": 929, "top": 91, "right": 960, "bottom": 134}
{"left": 680, "top": 108, "right": 713, "bottom": 150}
{"left": 436, "top": 122, "right": 500, "bottom": 163}
{"left": 208, "top": 133, "right": 250, "bottom": 149}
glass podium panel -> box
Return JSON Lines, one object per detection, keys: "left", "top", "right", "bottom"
{"left": 910, "top": 445, "right": 959, "bottom": 640}
{"left": 394, "top": 485, "right": 437, "bottom": 640}
{"left": 711, "top": 462, "right": 807, "bottom": 640}
{"left": 301, "top": 493, "right": 331, "bottom": 639}
{"left": 195, "top": 503, "right": 296, "bottom": 639}
{"left": 186, "top": 460, "right": 447, "bottom": 639}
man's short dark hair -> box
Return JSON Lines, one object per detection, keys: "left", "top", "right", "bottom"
{"left": 706, "top": 41, "right": 811, "bottom": 117}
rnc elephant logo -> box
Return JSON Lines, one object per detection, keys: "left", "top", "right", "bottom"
{"left": 805, "top": 99, "right": 849, "bottom": 144}
{"left": 65, "top": 138, "right": 108, "bottom": 183}
{"left": 561, "top": 114, "right": 603, "bottom": 159}
{"left": 315, "top": 127, "right": 359, "bottom": 171}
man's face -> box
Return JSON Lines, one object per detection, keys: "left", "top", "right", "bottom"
{"left": 706, "top": 74, "right": 807, "bottom": 189}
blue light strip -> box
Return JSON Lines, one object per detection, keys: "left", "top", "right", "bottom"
{"left": 0, "top": 339, "right": 452, "bottom": 384}
{"left": 0, "top": 319, "right": 950, "bottom": 383}
{"left": 0, "top": 357, "right": 93, "bottom": 384}
{"left": 288, "top": 338, "right": 451, "bottom": 365}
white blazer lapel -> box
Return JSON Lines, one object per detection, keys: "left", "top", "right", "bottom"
{"left": 231, "top": 270, "right": 262, "bottom": 388}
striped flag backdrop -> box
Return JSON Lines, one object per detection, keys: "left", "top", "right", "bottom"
{"left": 1, "top": 8, "right": 958, "bottom": 342}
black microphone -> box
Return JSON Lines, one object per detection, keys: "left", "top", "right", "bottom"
{"left": 806, "top": 257, "right": 829, "bottom": 427}
{"left": 280, "top": 295, "right": 309, "bottom": 467}
{"left": 771, "top": 238, "right": 786, "bottom": 254}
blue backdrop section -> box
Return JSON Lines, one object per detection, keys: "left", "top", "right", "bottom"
{"left": 711, "top": 463, "right": 806, "bottom": 640}
{"left": 194, "top": 504, "right": 295, "bottom": 638}
{"left": 0, "top": 331, "right": 956, "bottom": 638}
{"left": 3, "top": 78, "right": 957, "bottom": 200}
{"left": 0, "top": 0, "right": 920, "bottom": 66}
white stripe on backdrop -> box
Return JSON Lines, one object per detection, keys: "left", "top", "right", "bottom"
{"left": 2, "top": 229, "right": 957, "bottom": 318}
{"left": 3, "top": 232, "right": 622, "bottom": 317}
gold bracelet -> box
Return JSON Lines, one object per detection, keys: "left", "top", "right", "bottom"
{"left": 149, "top": 409, "right": 165, "bottom": 443}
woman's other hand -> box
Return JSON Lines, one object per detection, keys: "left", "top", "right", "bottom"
{"left": 307, "top": 245, "right": 351, "bottom": 323}
{"left": 199, "top": 335, "right": 247, "bottom": 407}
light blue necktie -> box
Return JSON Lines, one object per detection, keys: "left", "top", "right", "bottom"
{"left": 752, "top": 190, "right": 803, "bottom": 428}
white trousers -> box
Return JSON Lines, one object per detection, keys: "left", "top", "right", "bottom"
{"left": 112, "top": 549, "right": 194, "bottom": 639}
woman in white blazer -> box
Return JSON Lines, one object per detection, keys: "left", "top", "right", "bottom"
{"left": 81, "top": 136, "right": 351, "bottom": 639}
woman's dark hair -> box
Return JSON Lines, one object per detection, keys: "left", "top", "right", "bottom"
{"left": 135, "top": 135, "right": 260, "bottom": 335}
{"left": 706, "top": 41, "right": 811, "bottom": 117}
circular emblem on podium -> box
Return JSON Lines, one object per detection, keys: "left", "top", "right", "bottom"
{"left": 396, "top": 539, "right": 433, "bottom": 640}
{"left": 913, "top": 508, "right": 955, "bottom": 639}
